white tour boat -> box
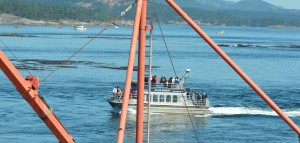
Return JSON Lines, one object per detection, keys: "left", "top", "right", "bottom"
{"left": 107, "top": 69, "right": 210, "bottom": 115}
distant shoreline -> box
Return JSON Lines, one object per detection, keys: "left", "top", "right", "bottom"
{"left": 0, "top": 14, "right": 133, "bottom": 26}
{"left": 266, "top": 25, "right": 300, "bottom": 29}
{"left": 1, "top": 14, "right": 299, "bottom": 29}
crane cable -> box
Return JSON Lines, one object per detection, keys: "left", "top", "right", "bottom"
{"left": 0, "top": 38, "right": 33, "bottom": 95}
{"left": 149, "top": 1, "right": 201, "bottom": 143}
{"left": 40, "top": 1, "right": 137, "bottom": 84}
{"left": 0, "top": 39, "right": 32, "bottom": 76}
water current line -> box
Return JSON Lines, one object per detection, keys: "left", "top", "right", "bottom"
{"left": 0, "top": 89, "right": 11, "bottom": 96}
{"left": 0, "top": 75, "right": 13, "bottom": 96}
{"left": 0, "top": 75, "right": 6, "bottom": 93}
{"left": 40, "top": 1, "right": 137, "bottom": 84}
{"left": 150, "top": 1, "right": 201, "bottom": 143}
{"left": 0, "top": 87, "right": 14, "bottom": 96}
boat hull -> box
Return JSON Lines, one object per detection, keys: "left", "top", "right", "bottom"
{"left": 107, "top": 97, "right": 210, "bottom": 115}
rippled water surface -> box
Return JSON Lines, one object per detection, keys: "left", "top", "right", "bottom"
{"left": 1, "top": 25, "right": 300, "bottom": 143}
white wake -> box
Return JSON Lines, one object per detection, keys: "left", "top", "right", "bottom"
{"left": 209, "top": 107, "right": 300, "bottom": 117}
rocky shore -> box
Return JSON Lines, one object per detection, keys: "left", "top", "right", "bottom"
{"left": 0, "top": 14, "right": 133, "bottom": 26}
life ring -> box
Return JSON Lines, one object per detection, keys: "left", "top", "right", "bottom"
{"left": 180, "top": 97, "right": 184, "bottom": 101}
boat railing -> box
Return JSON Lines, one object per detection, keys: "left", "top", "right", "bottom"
{"left": 193, "top": 99, "right": 209, "bottom": 107}
{"left": 146, "top": 82, "right": 183, "bottom": 89}
{"left": 131, "top": 91, "right": 138, "bottom": 99}
{"left": 109, "top": 93, "right": 123, "bottom": 101}
{"left": 110, "top": 91, "right": 139, "bottom": 100}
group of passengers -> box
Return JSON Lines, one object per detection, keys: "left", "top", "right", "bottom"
{"left": 187, "top": 89, "right": 207, "bottom": 106}
{"left": 145, "top": 75, "right": 180, "bottom": 88}
{"left": 197, "top": 92, "right": 207, "bottom": 105}
{"left": 112, "top": 86, "right": 122, "bottom": 99}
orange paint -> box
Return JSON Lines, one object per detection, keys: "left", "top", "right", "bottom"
{"left": 0, "top": 50, "right": 75, "bottom": 143}
{"left": 136, "top": 0, "right": 147, "bottom": 142}
{"left": 166, "top": 0, "right": 300, "bottom": 136}
{"left": 117, "top": 0, "right": 144, "bottom": 143}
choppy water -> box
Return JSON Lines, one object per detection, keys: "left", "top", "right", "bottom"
{"left": 0, "top": 24, "right": 300, "bottom": 143}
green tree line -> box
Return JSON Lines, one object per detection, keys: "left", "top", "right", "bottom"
{"left": 0, "top": 0, "right": 114, "bottom": 21}
{"left": 149, "top": 3, "right": 300, "bottom": 27}
{"left": 1, "top": 0, "right": 300, "bottom": 27}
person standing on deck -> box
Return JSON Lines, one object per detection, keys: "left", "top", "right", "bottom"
{"left": 151, "top": 75, "right": 158, "bottom": 87}
{"left": 196, "top": 92, "right": 201, "bottom": 106}
{"left": 113, "top": 86, "right": 117, "bottom": 95}
{"left": 116, "top": 86, "right": 122, "bottom": 99}
{"left": 202, "top": 92, "right": 207, "bottom": 105}
{"left": 144, "top": 75, "right": 149, "bottom": 83}
{"left": 171, "top": 77, "right": 175, "bottom": 88}
{"left": 175, "top": 76, "right": 179, "bottom": 83}
{"left": 160, "top": 76, "right": 167, "bottom": 87}
{"left": 168, "top": 77, "right": 173, "bottom": 88}
{"left": 191, "top": 91, "right": 195, "bottom": 103}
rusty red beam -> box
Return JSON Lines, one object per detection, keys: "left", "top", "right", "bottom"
{"left": 166, "top": 0, "right": 300, "bottom": 136}
{"left": 0, "top": 50, "right": 75, "bottom": 143}
{"left": 137, "top": 0, "right": 147, "bottom": 142}
{"left": 117, "top": 0, "right": 143, "bottom": 143}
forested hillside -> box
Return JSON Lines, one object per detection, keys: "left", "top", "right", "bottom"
{"left": 0, "top": 0, "right": 113, "bottom": 21}
{"left": 1, "top": 0, "right": 300, "bottom": 27}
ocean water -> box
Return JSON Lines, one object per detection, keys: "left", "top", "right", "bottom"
{"left": 0, "top": 24, "right": 300, "bottom": 143}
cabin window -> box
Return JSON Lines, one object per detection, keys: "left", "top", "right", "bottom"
{"left": 166, "top": 95, "right": 171, "bottom": 102}
{"left": 153, "top": 94, "right": 158, "bottom": 102}
{"left": 145, "top": 94, "right": 151, "bottom": 102}
{"left": 159, "top": 95, "right": 165, "bottom": 102}
{"left": 173, "top": 95, "right": 178, "bottom": 103}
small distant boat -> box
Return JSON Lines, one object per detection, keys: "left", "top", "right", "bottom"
{"left": 74, "top": 25, "right": 87, "bottom": 31}
{"left": 113, "top": 23, "right": 120, "bottom": 29}
{"left": 55, "top": 25, "right": 62, "bottom": 29}
{"left": 217, "top": 30, "right": 224, "bottom": 34}
{"left": 15, "top": 26, "right": 20, "bottom": 28}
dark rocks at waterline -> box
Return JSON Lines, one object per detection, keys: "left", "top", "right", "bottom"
{"left": 217, "top": 44, "right": 230, "bottom": 47}
{"left": 274, "top": 45, "right": 300, "bottom": 48}
{"left": 10, "top": 59, "right": 160, "bottom": 71}
{"left": 237, "top": 44, "right": 251, "bottom": 47}
{"left": 17, "top": 59, "right": 94, "bottom": 66}
{"left": 218, "top": 43, "right": 258, "bottom": 48}
{"left": 0, "top": 33, "right": 36, "bottom": 37}
{"left": 11, "top": 59, "right": 83, "bottom": 70}
{"left": 94, "top": 65, "right": 160, "bottom": 71}
{"left": 218, "top": 43, "right": 300, "bottom": 49}
{"left": 15, "top": 65, "right": 45, "bottom": 71}
{"left": 290, "top": 45, "right": 300, "bottom": 48}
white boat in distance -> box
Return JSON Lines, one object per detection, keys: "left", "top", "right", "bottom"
{"left": 74, "top": 25, "right": 87, "bottom": 31}
{"left": 107, "top": 69, "right": 210, "bottom": 115}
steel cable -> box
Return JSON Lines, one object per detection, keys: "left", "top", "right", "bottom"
{"left": 149, "top": 1, "right": 201, "bottom": 143}
{"left": 0, "top": 39, "right": 32, "bottom": 76}
{"left": 40, "top": 1, "right": 137, "bottom": 84}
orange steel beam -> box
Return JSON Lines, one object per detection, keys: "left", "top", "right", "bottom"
{"left": 117, "top": 0, "right": 143, "bottom": 143}
{"left": 0, "top": 50, "right": 75, "bottom": 143}
{"left": 166, "top": 0, "right": 300, "bottom": 136}
{"left": 136, "top": 0, "right": 147, "bottom": 143}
